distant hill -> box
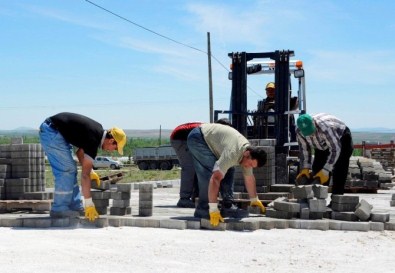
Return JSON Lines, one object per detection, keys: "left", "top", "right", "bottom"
{"left": 351, "top": 131, "right": 394, "bottom": 144}
{"left": 0, "top": 128, "right": 393, "bottom": 144}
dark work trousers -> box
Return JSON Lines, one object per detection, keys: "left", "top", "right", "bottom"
{"left": 311, "top": 127, "right": 353, "bottom": 195}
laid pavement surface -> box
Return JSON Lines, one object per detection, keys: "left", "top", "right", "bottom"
{"left": 1, "top": 180, "right": 395, "bottom": 232}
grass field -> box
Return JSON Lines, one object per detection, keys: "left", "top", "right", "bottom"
{"left": 45, "top": 165, "right": 181, "bottom": 188}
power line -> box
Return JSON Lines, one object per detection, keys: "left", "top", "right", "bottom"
{"left": 85, "top": 1, "right": 219, "bottom": 61}
{"left": 84, "top": 0, "right": 262, "bottom": 99}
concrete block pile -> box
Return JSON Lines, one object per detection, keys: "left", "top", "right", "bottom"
{"left": 110, "top": 183, "right": 132, "bottom": 216}
{"left": 90, "top": 180, "right": 111, "bottom": 215}
{"left": 234, "top": 139, "right": 276, "bottom": 193}
{"left": 346, "top": 156, "right": 393, "bottom": 189}
{"left": 370, "top": 147, "right": 395, "bottom": 170}
{"left": 265, "top": 185, "right": 328, "bottom": 220}
{"left": 331, "top": 195, "right": 390, "bottom": 224}
{"left": 0, "top": 139, "right": 49, "bottom": 201}
{"left": 90, "top": 181, "right": 133, "bottom": 216}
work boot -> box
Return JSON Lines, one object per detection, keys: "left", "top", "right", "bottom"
{"left": 177, "top": 198, "right": 195, "bottom": 208}
{"left": 220, "top": 204, "right": 249, "bottom": 219}
{"left": 50, "top": 210, "right": 81, "bottom": 218}
{"left": 221, "top": 199, "right": 234, "bottom": 209}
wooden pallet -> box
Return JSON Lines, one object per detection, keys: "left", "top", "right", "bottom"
{"left": 100, "top": 172, "right": 124, "bottom": 184}
{"left": 0, "top": 200, "right": 51, "bottom": 213}
{"left": 343, "top": 187, "right": 378, "bottom": 194}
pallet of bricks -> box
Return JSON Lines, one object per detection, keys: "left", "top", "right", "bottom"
{"left": 370, "top": 147, "right": 395, "bottom": 171}
{"left": 0, "top": 138, "right": 52, "bottom": 213}
{"left": 346, "top": 156, "right": 393, "bottom": 192}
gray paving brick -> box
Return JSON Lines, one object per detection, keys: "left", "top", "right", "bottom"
{"left": 117, "top": 183, "right": 133, "bottom": 192}
{"left": 369, "top": 222, "right": 384, "bottom": 231}
{"left": 300, "top": 219, "right": 329, "bottom": 230}
{"left": 308, "top": 199, "right": 327, "bottom": 212}
{"left": 186, "top": 220, "right": 201, "bottom": 230}
{"left": 201, "top": 218, "right": 226, "bottom": 231}
{"left": 266, "top": 208, "right": 295, "bottom": 219}
{"left": 273, "top": 200, "right": 300, "bottom": 213}
{"left": 108, "top": 218, "right": 126, "bottom": 227}
{"left": 225, "top": 219, "right": 245, "bottom": 231}
{"left": 51, "top": 218, "right": 70, "bottom": 227}
{"left": 329, "top": 220, "right": 343, "bottom": 230}
{"left": 292, "top": 185, "right": 314, "bottom": 199}
{"left": 331, "top": 211, "right": 358, "bottom": 222}
{"left": 312, "top": 184, "right": 328, "bottom": 199}
{"left": 370, "top": 212, "right": 390, "bottom": 222}
{"left": 23, "top": 218, "right": 52, "bottom": 228}
{"left": 112, "top": 199, "right": 130, "bottom": 208}
{"left": 384, "top": 222, "right": 395, "bottom": 230}
{"left": 355, "top": 199, "right": 373, "bottom": 221}
{"left": 331, "top": 202, "right": 357, "bottom": 212}
{"left": 341, "top": 221, "right": 370, "bottom": 232}
{"left": 271, "top": 219, "right": 289, "bottom": 229}
{"left": 288, "top": 219, "right": 301, "bottom": 229}
{"left": 160, "top": 219, "right": 187, "bottom": 230}
{"left": 241, "top": 218, "right": 261, "bottom": 231}
{"left": 259, "top": 218, "right": 275, "bottom": 230}
{"left": 331, "top": 195, "right": 359, "bottom": 204}
{"left": 0, "top": 218, "right": 23, "bottom": 227}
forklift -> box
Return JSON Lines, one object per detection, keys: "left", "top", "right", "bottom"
{"left": 214, "top": 50, "right": 307, "bottom": 184}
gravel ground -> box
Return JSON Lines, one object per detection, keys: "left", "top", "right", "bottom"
{"left": 1, "top": 226, "right": 395, "bottom": 273}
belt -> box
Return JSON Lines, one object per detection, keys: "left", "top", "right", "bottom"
{"left": 44, "top": 118, "right": 58, "bottom": 130}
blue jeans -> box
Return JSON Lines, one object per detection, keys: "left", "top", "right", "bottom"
{"left": 171, "top": 139, "right": 198, "bottom": 200}
{"left": 187, "top": 127, "right": 234, "bottom": 212}
{"left": 39, "top": 122, "right": 83, "bottom": 212}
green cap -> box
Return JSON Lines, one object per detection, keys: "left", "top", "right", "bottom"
{"left": 297, "top": 114, "right": 315, "bottom": 136}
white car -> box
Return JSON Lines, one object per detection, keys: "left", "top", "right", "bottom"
{"left": 93, "top": 156, "right": 123, "bottom": 170}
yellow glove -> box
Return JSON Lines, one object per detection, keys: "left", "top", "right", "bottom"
{"left": 313, "top": 169, "right": 329, "bottom": 184}
{"left": 84, "top": 198, "right": 99, "bottom": 222}
{"left": 296, "top": 168, "right": 310, "bottom": 180}
{"left": 209, "top": 210, "right": 224, "bottom": 227}
{"left": 250, "top": 197, "right": 266, "bottom": 214}
{"left": 90, "top": 171, "right": 100, "bottom": 187}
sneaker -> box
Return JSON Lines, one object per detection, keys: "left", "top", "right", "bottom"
{"left": 177, "top": 198, "right": 195, "bottom": 208}
{"left": 193, "top": 208, "right": 209, "bottom": 219}
{"left": 221, "top": 204, "right": 249, "bottom": 219}
{"left": 50, "top": 210, "right": 81, "bottom": 218}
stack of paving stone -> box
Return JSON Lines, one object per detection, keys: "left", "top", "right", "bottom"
{"left": 331, "top": 195, "right": 390, "bottom": 224}
{"left": 90, "top": 180, "right": 111, "bottom": 215}
{"left": 233, "top": 139, "right": 275, "bottom": 194}
{"left": 370, "top": 147, "right": 395, "bottom": 170}
{"left": 264, "top": 184, "right": 328, "bottom": 220}
{"left": 0, "top": 139, "right": 49, "bottom": 201}
{"left": 139, "top": 183, "right": 153, "bottom": 216}
{"left": 391, "top": 194, "right": 395, "bottom": 207}
{"left": 110, "top": 183, "right": 132, "bottom": 216}
{"left": 348, "top": 157, "right": 361, "bottom": 179}
{"left": 345, "top": 157, "right": 378, "bottom": 190}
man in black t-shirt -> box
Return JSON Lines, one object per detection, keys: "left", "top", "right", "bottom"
{"left": 39, "top": 112, "right": 127, "bottom": 221}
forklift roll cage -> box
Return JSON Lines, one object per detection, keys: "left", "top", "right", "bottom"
{"left": 214, "top": 50, "right": 307, "bottom": 154}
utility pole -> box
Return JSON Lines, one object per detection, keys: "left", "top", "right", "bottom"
{"left": 159, "top": 125, "right": 162, "bottom": 146}
{"left": 207, "top": 32, "right": 213, "bottom": 122}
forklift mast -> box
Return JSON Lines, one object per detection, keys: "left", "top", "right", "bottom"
{"left": 227, "top": 50, "right": 294, "bottom": 153}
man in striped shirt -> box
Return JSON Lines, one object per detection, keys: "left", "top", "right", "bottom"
{"left": 295, "top": 113, "right": 354, "bottom": 199}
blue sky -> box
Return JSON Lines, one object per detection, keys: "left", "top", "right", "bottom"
{"left": 1, "top": 0, "right": 394, "bottom": 131}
